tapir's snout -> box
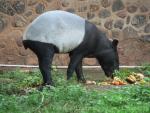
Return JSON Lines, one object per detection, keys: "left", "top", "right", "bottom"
{"left": 105, "top": 71, "right": 114, "bottom": 79}
{"left": 109, "top": 68, "right": 119, "bottom": 79}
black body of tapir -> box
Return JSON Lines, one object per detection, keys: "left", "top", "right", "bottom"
{"left": 23, "top": 10, "right": 119, "bottom": 85}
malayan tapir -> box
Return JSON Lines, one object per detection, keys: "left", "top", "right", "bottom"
{"left": 23, "top": 10, "right": 119, "bottom": 86}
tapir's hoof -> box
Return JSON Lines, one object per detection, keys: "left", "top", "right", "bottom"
{"left": 37, "top": 84, "right": 54, "bottom": 91}
{"left": 78, "top": 79, "right": 86, "bottom": 83}
{"left": 44, "top": 81, "right": 55, "bottom": 86}
{"left": 37, "top": 82, "right": 54, "bottom": 91}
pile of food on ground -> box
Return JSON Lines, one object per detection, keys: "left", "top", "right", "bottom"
{"left": 97, "top": 77, "right": 127, "bottom": 86}
{"left": 86, "top": 72, "right": 148, "bottom": 86}
{"left": 111, "top": 77, "right": 127, "bottom": 85}
{"left": 125, "top": 73, "right": 145, "bottom": 84}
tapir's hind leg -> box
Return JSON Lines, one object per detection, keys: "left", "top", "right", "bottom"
{"left": 25, "top": 41, "right": 55, "bottom": 86}
{"left": 75, "top": 60, "right": 86, "bottom": 82}
{"left": 37, "top": 48, "right": 54, "bottom": 85}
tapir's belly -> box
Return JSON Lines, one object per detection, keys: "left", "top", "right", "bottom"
{"left": 23, "top": 11, "right": 85, "bottom": 53}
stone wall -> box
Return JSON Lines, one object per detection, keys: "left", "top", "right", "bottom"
{"left": 0, "top": 0, "right": 150, "bottom": 66}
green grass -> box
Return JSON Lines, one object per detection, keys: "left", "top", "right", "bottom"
{"left": 113, "top": 69, "right": 132, "bottom": 79}
{"left": 0, "top": 69, "right": 150, "bottom": 113}
{"left": 136, "top": 64, "right": 150, "bottom": 77}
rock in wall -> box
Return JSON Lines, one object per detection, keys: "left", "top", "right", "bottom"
{"left": 0, "top": 0, "right": 150, "bottom": 66}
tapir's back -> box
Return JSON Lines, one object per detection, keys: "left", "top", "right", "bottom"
{"left": 23, "top": 10, "right": 85, "bottom": 53}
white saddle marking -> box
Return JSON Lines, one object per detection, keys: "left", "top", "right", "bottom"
{"left": 23, "top": 10, "right": 85, "bottom": 53}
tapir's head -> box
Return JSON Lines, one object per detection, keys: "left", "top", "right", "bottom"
{"left": 99, "top": 39, "right": 119, "bottom": 79}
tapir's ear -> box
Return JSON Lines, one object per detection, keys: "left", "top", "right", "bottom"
{"left": 112, "top": 39, "right": 119, "bottom": 47}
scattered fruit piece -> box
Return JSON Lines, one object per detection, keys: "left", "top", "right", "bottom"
{"left": 85, "top": 80, "right": 96, "bottom": 85}
{"left": 135, "top": 73, "right": 144, "bottom": 81}
{"left": 111, "top": 80, "right": 127, "bottom": 85}
{"left": 118, "top": 81, "right": 127, "bottom": 85}
{"left": 111, "top": 81, "right": 120, "bottom": 85}
{"left": 126, "top": 75, "right": 136, "bottom": 84}
{"left": 98, "top": 82, "right": 110, "bottom": 85}
{"left": 114, "top": 77, "right": 121, "bottom": 81}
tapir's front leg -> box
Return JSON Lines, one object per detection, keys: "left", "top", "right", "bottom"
{"left": 67, "top": 54, "right": 83, "bottom": 80}
{"left": 75, "top": 60, "right": 86, "bottom": 83}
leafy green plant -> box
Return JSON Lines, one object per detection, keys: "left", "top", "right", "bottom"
{"left": 113, "top": 69, "right": 132, "bottom": 79}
